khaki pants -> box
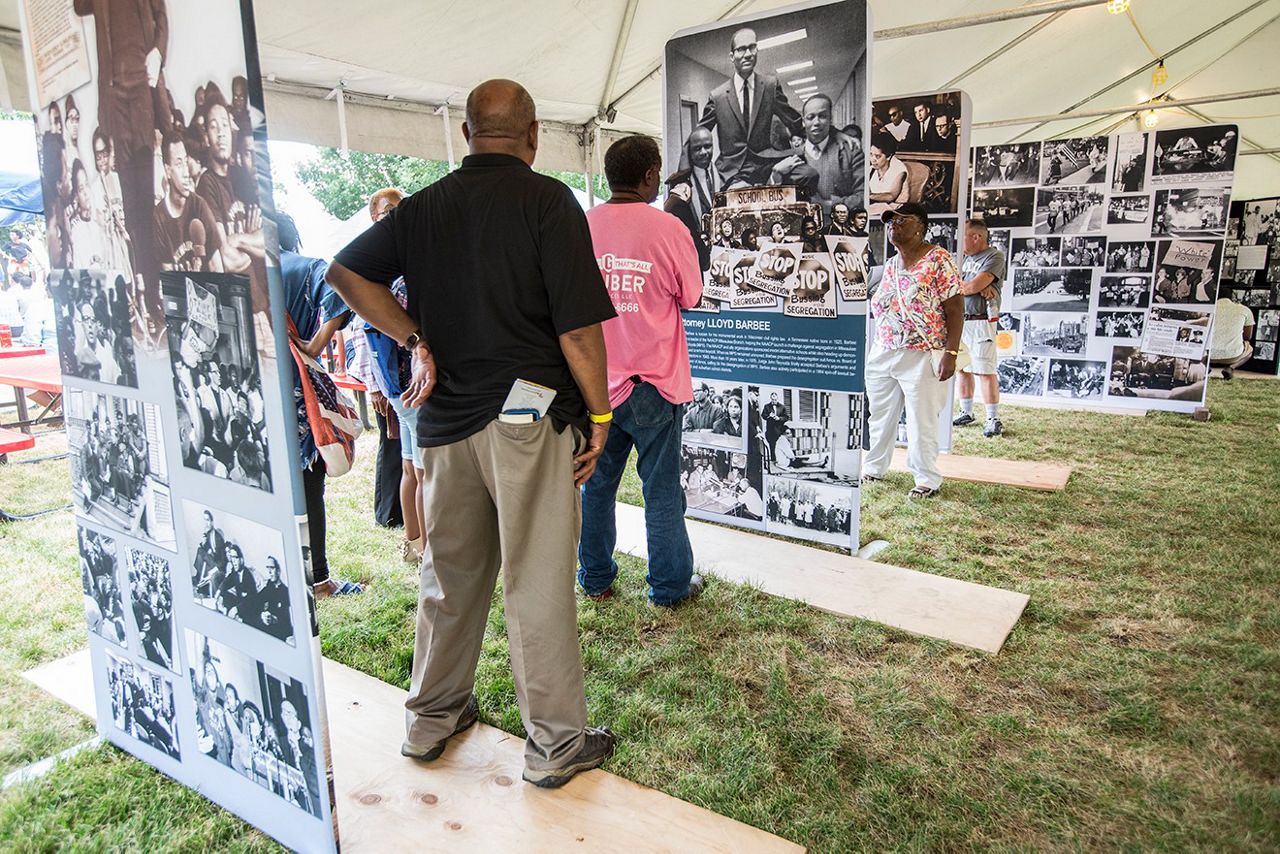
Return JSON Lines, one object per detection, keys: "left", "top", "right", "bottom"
{"left": 406, "top": 418, "right": 587, "bottom": 771}
{"left": 864, "top": 345, "right": 950, "bottom": 489}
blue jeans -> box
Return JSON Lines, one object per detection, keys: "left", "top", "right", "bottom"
{"left": 578, "top": 382, "right": 694, "bottom": 605}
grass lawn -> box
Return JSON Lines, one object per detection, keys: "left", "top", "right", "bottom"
{"left": 1, "top": 379, "right": 1277, "bottom": 851}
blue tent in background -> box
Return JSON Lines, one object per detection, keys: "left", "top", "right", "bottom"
{"left": 0, "top": 170, "right": 44, "bottom": 228}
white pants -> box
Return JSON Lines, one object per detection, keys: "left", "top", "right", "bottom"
{"left": 864, "top": 345, "right": 950, "bottom": 489}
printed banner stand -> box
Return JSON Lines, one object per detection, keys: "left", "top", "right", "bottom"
{"left": 972, "top": 123, "right": 1239, "bottom": 412}
{"left": 1224, "top": 197, "right": 1280, "bottom": 374}
{"left": 19, "top": 0, "right": 337, "bottom": 849}
{"left": 664, "top": 0, "right": 871, "bottom": 553}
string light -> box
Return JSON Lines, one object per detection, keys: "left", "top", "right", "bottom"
{"left": 1106, "top": 0, "right": 1131, "bottom": 13}
{"left": 1143, "top": 110, "right": 1159, "bottom": 129}
{"left": 1151, "top": 59, "right": 1168, "bottom": 87}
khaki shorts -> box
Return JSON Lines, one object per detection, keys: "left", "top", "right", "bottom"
{"left": 961, "top": 319, "right": 998, "bottom": 375}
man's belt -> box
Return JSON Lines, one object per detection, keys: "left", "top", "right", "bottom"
{"left": 964, "top": 314, "right": 993, "bottom": 321}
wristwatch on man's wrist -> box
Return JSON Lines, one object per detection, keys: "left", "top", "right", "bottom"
{"left": 404, "top": 330, "right": 424, "bottom": 350}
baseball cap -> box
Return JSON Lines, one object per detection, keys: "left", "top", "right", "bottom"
{"left": 882, "top": 202, "right": 929, "bottom": 226}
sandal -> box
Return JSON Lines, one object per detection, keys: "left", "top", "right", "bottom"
{"left": 861, "top": 474, "right": 884, "bottom": 485}
{"left": 907, "top": 486, "right": 939, "bottom": 500}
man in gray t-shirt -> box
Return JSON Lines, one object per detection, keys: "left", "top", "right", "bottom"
{"left": 955, "top": 219, "right": 1007, "bottom": 437}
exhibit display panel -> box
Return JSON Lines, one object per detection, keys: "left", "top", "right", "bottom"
{"left": 1224, "top": 197, "right": 1280, "bottom": 374}
{"left": 664, "top": 0, "right": 870, "bottom": 552}
{"left": 971, "top": 124, "right": 1239, "bottom": 412}
{"left": 868, "top": 89, "right": 972, "bottom": 453}
{"left": 19, "top": 1, "right": 337, "bottom": 850}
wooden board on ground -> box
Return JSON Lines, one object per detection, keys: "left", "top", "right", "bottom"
{"left": 892, "top": 449, "right": 1073, "bottom": 491}
{"left": 23, "top": 648, "right": 95, "bottom": 717}
{"left": 24, "top": 651, "right": 804, "bottom": 854}
{"left": 614, "top": 504, "right": 1028, "bottom": 654}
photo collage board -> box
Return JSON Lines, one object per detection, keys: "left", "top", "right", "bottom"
{"left": 970, "top": 123, "right": 1239, "bottom": 410}
{"left": 1223, "top": 197, "right": 1280, "bottom": 374}
{"left": 664, "top": 0, "right": 870, "bottom": 550}
{"left": 19, "top": 0, "right": 337, "bottom": 850}
{"left": 868, "top": 88, "right": 972, "bottom": 453}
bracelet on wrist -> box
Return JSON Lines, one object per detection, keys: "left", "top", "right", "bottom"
{"left": 588, "top": 410, "right": 613, "bottom": 424}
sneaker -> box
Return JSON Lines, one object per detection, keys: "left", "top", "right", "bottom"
{"left": 652, "top": 573, "right": 705, "bottom": 608}
{"left": 953, "top": 412, "right": 976, "bottom": 427}
{"left": 983, "top": 417, "right": 1004, "bottom": 438}
{"left": 521, "top": 726, "right": 617, "bottom": 789}
{"left": 585, "top": 587, "right": 614, "bottom": 602}
{"left": 401, "top": 695, "right": 479, "bottom": 761}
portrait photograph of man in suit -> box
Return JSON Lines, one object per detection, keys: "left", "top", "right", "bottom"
{"left": 664, "top": 0, "right": 868, "bottom": 214}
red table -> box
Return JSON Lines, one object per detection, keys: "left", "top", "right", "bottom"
{"left": 0, "top": 353, "right": 63, "bottom": 433}
{"left": 0, "top": 346, "right": 45, "bottom": 359}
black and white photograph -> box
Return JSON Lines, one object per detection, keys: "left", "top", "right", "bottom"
{"left": 164, "top": 272, "right": 272, "bottom": 491}
{"left": 67, "top": 389, "right": 174, "bottom": 550}
{"left": 764, "top": 475, "right": 853, "bottom": 548}
{"left": 884, "top": 217, "right": 958, "bottom": 260}
{"left": 997, "top": 356, "right": 1046, "bottom": 395}
{"left": 1047, "top": 359, "right": 1107, "bottom": 399}
{"left": 785, "top": 252, "right": 838, "bottom": 318}
{"left": 1039, "top": 136, "right": 1108, "bottom": 185}
{"left": 870, "top": 91, "right": 965, "bottom": 214}
{"left": 1107, "top": 194, "right": 1150, "bottom": 226}
{"left": 1010, "top": 268, "right": 1093, "bottom": 312}
{"left": 79, "top": 525, "right": 125, "bottom": 646}
{"left": 1238, "top": 199, "right": 1278, "bottom": 246}
{"left": 972, "top": 142, "right": 1040, "bottom": 187}
{"left": 683, "top": 379, "right": 746, "bottom": 450}
{"left": 664, "top": 1, "right": 867, "bottom": 223}
{"left": 1108, "top": 346, "right": 1208, "bottom": 401}
{"left": 1256, "top": 341, "right": 1277, "bottom": 361}
{"left": 125, "top": 547, "right": 177, "bottom": 672}
{"left": 185, "top": 502, "right": 294, "bottom": 644}
{"left": 1022, "top": 312, "right": 1088, "bottom": 356}
{"left": 972, "top": 187, "right": 1036, "bottom": 229}
{"left": 1151, "top": 187, "right": 1229, "bottom": 237}
{"left": 1239, "top": 288, "right": 1271, "bottom": 308}
{"left": 1153, "top": 239, "right": 1221, "bottom": 304}
{"left": 681, "top": 445, "right": 763, "bottom": 522}
{"left": 106, "top": 651, "right": 181, "bottom": 760}
{"left": 186, "top": 631, "right": 322, "bottom": 817}
{"left": 988, "top": 228, "right": 1011, "bottom": 257}
{"left": 1152, "top": 125, "right": 1237, "bottom": 182}
{"left": 1094, "top": 311, "right": 1145, "bottom": 339}
{"left": 1110, "top": 133, "right": 1148, "bottom": 193}
{"left": 1142, "top": 307, "right": 1210, "bottom": 360}
{"left": 1106, "top": 241, "right": 1155, "bottom": 273}
{"left": 1256, "top": 309, "right": 1279, "bottom": 342}
{"left": 1061, "top": 236, "right": 1105, "bottom": 267}
{"left": 50, "top": 268, "right": 138, "bottom": 386}
{"left": 753, "top": 386, "right": 838, "bottom": 477}
{"left": 1010, "top": 237, "right": 1061, "bottom": 268}
{"left": 1035, "top": 187, "right": 1105, "bottom": 234}
{"left": 1098, "top": 274, "right": 1152, "bottom": 308}
{"left": 711, "top": 203, "right": 816, "bottom": 251}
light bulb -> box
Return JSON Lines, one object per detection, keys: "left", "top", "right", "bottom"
{"left": 1106, "top": 0, "right": 1131, "bottom": 13}
{"left": 1143, "top": 110, "right": 1159, "bottom": 129}
{"left": 1151, "top": 60, "right": 1168, "bottom": 88}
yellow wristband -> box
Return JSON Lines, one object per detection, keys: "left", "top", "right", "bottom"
{"left": 589, "top": 411, "right": 613, "bottom": 424}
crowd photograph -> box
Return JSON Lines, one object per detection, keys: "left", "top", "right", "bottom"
{"left": 763, "top": 476, "right": 852, "bottom": 547}
{"left": 1106, "top": 240, "right": 1155, "bottom": 273}
{"left": 1039, "top": 136, "right": 1108, "bottom": 186}
{"left": 106, "top": 652, "right": 181, "bottom": 760}
{"left": 1098, "top": 274, "right": 1153, "bottom": 307}
{"left": 164, "top": 273, "right": 272, "bottom": 491}
{"left": 1061, "top": 236, "right": 1105, "bottom": 267}
{"left": 50, "top": 268, "right": 138, "bottom": 386}
{"left": 186, "top": 632, "right": 321, "bottom": 817}
{"left": 1107, "top": 194, "right": 1151, "bottom": 225}
{"left": 67, "top": 389, "right": 174, "bottom": 550}
{"left": 972, "top": 142, "right": 1040, "bottom": 187}
{"left": 1095, "top": 310, "right": 1146, "bottom": 339}
{"left": 1152, "top": 187, "right": 1229, "bottom": 237}
{"left": 186, "top": 503, "right": 294, "bottom": 644}
{"left": 126, "top": 547, "right": 177, "bottom": 672}
{"left": 1034, "top": 187, "right": 1105, "bottom": 234}
{"left": 79, "top": 525, "right": 126, "bottom": 647}
{"left": 1152, "top": 125, "right": 1237, "bottom": 181}
{"left": 1010, "top": 236, "right": 1061, "bottom": 268}
{"left": 1046, "top": 358, "right": 1106, "bottom": 399}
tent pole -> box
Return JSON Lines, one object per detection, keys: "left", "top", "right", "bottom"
{"left": 972, "top": 87, "right": 1280, "bottom": 129}
{"left": 941, "top": 10, "right": 1069, "bottom": 89}
{"left": 584, "top": 129, "right": 596, "bottom": 209}
{"left": 436, "top": 105, "right": 455, "bottom": 169}
{"left": 599, "top": 0, "right": 641, "bottom": 121}
{"left": 334, "top": 83, "right": 348, "bottom": 153}
{"left": 877, "top": 0, "right": 1107, "bottom": 40}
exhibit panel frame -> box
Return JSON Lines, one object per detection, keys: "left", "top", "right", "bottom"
{"left": 971, "top": 124, "right": 1239, "bottom": 413}
{"left": 19, "top": 0, "right": 338, "bottom": 850}
{"left": 663, "top": 0, "right": 871, "bottom": 553}
{"left": 1224, "top": 197, "right": 1280, "bottom": 374}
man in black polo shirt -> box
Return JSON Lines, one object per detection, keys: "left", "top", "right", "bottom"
{"left": 326, "top": 79, "right": 618, "bottom": 789}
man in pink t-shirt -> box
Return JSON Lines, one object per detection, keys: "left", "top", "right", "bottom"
{"left": 579, "top": 135, "right": 705, "bottom": 607}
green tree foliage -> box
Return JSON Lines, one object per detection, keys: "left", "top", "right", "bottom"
{"left": 294, "top": 146, "right": 608, "bottom": 220}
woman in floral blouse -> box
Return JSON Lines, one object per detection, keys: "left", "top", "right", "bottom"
{"left": 863, "top": 202, "right": 964, "bottom": 498}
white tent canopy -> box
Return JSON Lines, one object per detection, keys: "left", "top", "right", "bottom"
{"left": 2, "top": 0, "right": 1278, "bottom": 193}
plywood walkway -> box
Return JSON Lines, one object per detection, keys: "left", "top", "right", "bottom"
{"left": 891, "top": 449, "right": 1073, "bottom": 491}
{"left": 25, "top": 651, "right": 803, "bottom": 853}
{"left": 615, "top": 504, "right": 1028, "bottom": 654}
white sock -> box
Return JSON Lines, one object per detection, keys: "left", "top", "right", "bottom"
{"left": 985, "top": 404, "right": 999, "bottom": 420}
{"left": 959, "top": 398, "right": 974, "bottom": 415}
